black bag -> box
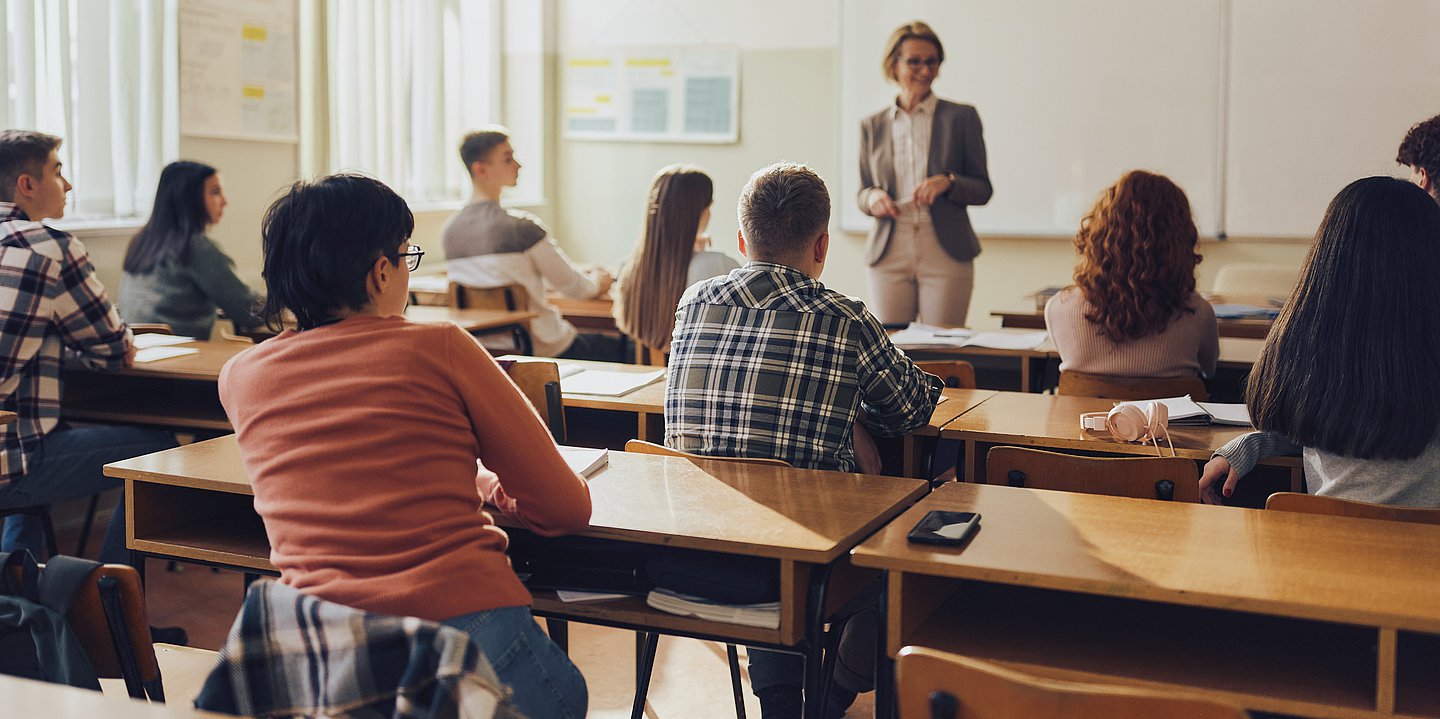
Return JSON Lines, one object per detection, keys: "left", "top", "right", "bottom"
{"left": 0, "top": 550, "right": 104, "bottom": 690}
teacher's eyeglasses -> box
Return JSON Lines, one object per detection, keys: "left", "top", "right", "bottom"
{"left": 902, "top": 57, "right": 940, "bottom": 69}
{"left": 395, "top": 244, "right": 425, "bottom": 271}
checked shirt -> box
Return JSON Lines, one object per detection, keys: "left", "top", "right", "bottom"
{"left": 665, "top": 262, "right": 941, "bottom": 472}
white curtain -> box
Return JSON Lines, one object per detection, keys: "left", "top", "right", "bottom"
{"left": 1, "top": 0, "right": 178, "bottom": 219}
{"left": 327, "top": 0, "right": 499, "bottom": 204}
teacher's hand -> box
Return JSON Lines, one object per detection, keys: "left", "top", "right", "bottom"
{"left": 912, "top": 174, "right": 954, "bottom": 208}
{"left": 867, "top": 191, "right": 901, "bottom": 218}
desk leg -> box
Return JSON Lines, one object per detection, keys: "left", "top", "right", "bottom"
{"left": 638, "top": 412, "right": 664, "bottom": 444}
{"left": 874, "top": 570, "right": 895, "bottom": 719}
{"left": 1019, "top": 358, "right": 1032, "bottom": 393}
{"left": 903, "top": 435, "right": 931, "bottom": 479}
{"left": 963, "top": 440, "right": 982, "bottom": 483}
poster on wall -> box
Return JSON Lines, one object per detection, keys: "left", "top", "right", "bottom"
{"left": 179, "top": 0, "right": 298, "bottom": 143}
{"left": 564, "top": 46, "right": 739, "bottom": 143}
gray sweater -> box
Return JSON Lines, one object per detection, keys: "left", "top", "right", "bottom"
{"left": 119, "top": 234, "right": 261, "bottom": 339}
{"left": 1217, "top": 431, "right": 1440, "bottom": 507}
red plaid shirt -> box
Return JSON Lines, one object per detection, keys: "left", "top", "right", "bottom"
{"left": 0, "top": 203, "right": 132, "bottom": 484}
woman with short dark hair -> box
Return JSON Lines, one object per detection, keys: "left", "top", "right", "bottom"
{"left": 1201, "top": 176, "right": 1440, "bottom": 505}
{"left": 120, "top": 161, "right": 261, "bottom": 338}
{"left": 1046, "top": 170, "right": 1218, "bottom": 378}
{"left": 219, "top": 173, "right": 591, "bottom": 718}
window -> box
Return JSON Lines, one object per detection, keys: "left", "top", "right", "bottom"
{"left": 324, "top": 0, "right": 515, "bottom": 207}
{"left": 2, "top": 0, "right": 178, "bottom": 222}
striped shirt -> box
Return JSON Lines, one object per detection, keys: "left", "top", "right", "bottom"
{"left": 0, "top": 203, "right": 132, "bottom": 484}
{"left": 665, "top": 262, "right": 942, "bottom": 472}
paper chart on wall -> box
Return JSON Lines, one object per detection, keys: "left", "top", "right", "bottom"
{"left": 563, "top": 46, "right": 739, "bottom": 143}
{"left": 179, "top": 0, "right": 298, "bottom": 142}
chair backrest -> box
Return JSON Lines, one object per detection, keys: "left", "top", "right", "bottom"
{"left": 1058, "top": 370, "right": 1208, "bottom": 402}
{"left": 986, "top": 446, "right": 1200, "bottom": 502}
{"left": 1265, "top": 492, "right": 1440, "bottom": 525}
{"left": 503, "top": 360, "right": 567, "bottom": 443}
{"left": 897, "top": 646, "right": 1247, "bottom": 719}
{"left": 448, "top": 281, "right": 528, "bottom": 312}
{"left": 6, "top": 560, "right": 163, "bottom": 699}
{"left": 1211, "top": 262, "right": 1298, "bottom": 297}
{"left": 624, "top": 439, "right": 792, "bottom": 467}
{"left": 128, "top": 323, "right": 174, "bottom": 335}
{"left": 634, "top": 343, "right": 667, "bottom": 367}
{"left": 916, "top": 360, "right": 977, "bottom": 389}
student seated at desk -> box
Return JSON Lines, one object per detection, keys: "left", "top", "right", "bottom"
{"left": 218, "top": 174, "right": 591, "bottom": 719}
{"left": 441, "top": 126, "right": 619, "bottom": 360}
{"left": 119, "top": 161, "right": 262, "bottom": 339}
{"left": 666, "top": 163, "right": 942, "bottom": 718}
{"left": 1045, "top": 170, "right": 1218, "bottom": 378}
{"left": 613, "top": 165, "right": 740, "bottom": 355}
{"left": 1201, "top": 177, "right": 1440, "bottom": 506}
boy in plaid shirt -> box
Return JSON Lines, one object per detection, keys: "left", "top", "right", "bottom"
{"left": 666, "top": 162, "right": 941, "bottom": 717}
{"left": 0, "top": 130, "right": 174, "bottom": 563}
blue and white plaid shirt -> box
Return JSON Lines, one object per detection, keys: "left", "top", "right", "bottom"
{"left": 0, "top": 203, "right": 131, "bottom": 484}
{"left": 665, "top": 262, "right": 941, "bottom": 472}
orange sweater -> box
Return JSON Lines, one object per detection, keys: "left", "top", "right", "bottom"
{"left": 218, "top": 315, "right": 591, "bottom": 621}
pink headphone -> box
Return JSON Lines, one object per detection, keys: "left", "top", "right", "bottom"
{"left": 1080, "top": 401, "right": 1175, "bottom": 456}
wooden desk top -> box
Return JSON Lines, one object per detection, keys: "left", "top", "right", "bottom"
{"left": 109, "top": 339, "right": 254, "bottom": 381}
{"left": 917, "top": 389, "right": 997, "bottom": 437}
{"left": 2, "top": 672, "right": 229, "bottom": 717}
{"left": 852, "top": 481, "right": 1440, "bottom": 633}
{"left": 401, "top": 305, "right": 537, "bottom": 332}
{"left": 500, "top": 356, "right": 667, "bottom": 413}
{"left": 936, "top": 390, "right": 1274, "bottom": 462}
{"left": 106, "top": 435, "right": 928, "bottom": 564}
{"left": 547, "top": 293, "right": 615, "bottom": 319}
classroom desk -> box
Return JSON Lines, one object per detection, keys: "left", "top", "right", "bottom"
{"left": 59, "top": 308, "right": 536, "bottom": 433}
{"left": 407, "top": 271, "right": 621, "bottom": 335}
{"left": 1, "top": 672, "right": 230, "bottom": 718}
{"left": 995, "top": 305, "right": 1275, "bottom": 339}
{"left": 902, "top": 389, "right": 998, "bottom": 478}
{"left": 106, "top": 435, "right": 929, "bottom": 719}
{"left": 852, "top": 481, "right": 1440, "bottom": 719}
{"left": 934, "top": 390, "right": 1301, "bottom": 489}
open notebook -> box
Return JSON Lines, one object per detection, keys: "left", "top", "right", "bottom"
{"left": 558, "top": 445, "right": 609, "bottom": 477}
{"left": 1132, "top": 395, "right": 1252, "bottom": 427}
{"left": 557, "top": 366, "right": 664, "bottom": 397}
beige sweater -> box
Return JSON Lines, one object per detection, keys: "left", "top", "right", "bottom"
{"left": 1045, "top": 288, "right": 1219, "bottom": 378}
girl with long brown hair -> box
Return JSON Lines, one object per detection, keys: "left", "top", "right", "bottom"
{"left": 614, "top": 165, "right": 738, "bottom": 354}
{"left": 1045, "top": 170, "right": 1218, "bottom": 377}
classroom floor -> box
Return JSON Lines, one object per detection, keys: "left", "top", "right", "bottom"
{"left": 72, "top": 517, "right": 873, "bottom": 718}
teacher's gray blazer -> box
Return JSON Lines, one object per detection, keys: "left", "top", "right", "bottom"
{"left": 858, "top": 99, "right": 992, "bottom": 265}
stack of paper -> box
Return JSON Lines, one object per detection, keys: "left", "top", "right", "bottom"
{"left": 561, "top": 368, "right": 664, "bottom": 396}
{"left": 646, "top": 588, "right": 780, "bottom": 629}
{"left": 1127, "top": 395, "right": 1252, "bottom": 427}
{"left": 558, "top": 445, "right": 609, "bottom": 477}
{"left": 132, "top": 334, "right": 197, "bottom": 349}
{"left": 889, "top": 323, "right": 1049, "bottom": 351}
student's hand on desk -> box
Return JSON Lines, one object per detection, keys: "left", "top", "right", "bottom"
{"left": 912, "top": 174, "right": 954, "bottom": 208}
{"left": 1199, "top": 455, "right": 1239, "bottom": 505}
{"left": 588, "top": 268, "right": 614, "bottom": 296}
{"left": 123, "top": 344, "right": 137, "bottom": 368}
{"left": 867, "top": 192, "right": 901, "bottom": 218}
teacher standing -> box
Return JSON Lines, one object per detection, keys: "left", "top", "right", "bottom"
{"left": 859, "top": 21, "right": 992, "bottom": 327}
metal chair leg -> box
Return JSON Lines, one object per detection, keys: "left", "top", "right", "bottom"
{"left": 631, "top": 631, "right": 660, "bottom": 719}
{"left": 726, "top": 643, "right": 747, "bottom": 719}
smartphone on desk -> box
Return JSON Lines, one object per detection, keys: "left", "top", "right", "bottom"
{"left": 907, "top": 510, "right": 980, "bottom": 547}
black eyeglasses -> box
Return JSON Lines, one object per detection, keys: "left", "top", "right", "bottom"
{"left": 395, "top": 244, "right": 425, "bottom": 271}
{"left": 903, "top": 57, "right": 941, "bottom": 69}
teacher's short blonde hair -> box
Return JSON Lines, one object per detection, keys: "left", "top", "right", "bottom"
{"left": 882, "top": 21, "right": 945, "bottom": 83}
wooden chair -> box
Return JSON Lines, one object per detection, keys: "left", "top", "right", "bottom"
{"left": 916, "top": 360, "right": 977, "bottom": 389}
{"left": 897, "top": 646, "right": 1247, "bottom": 719}
{"left": 448, "top": 281, "right": 534, "bottom": 355}
{"left": 1057, "top": 370, "right": 1208, "bottom": 402}
{"left": 634, "top": 343, "right": 667, "bottom": 367}
{"left": 986, "top": 446, "right": 1200, "bottom": 502}
{"left": 1212, "top": 262, "right": 1298, "bottom": 298}
{"left": 501, "top": 360, "right": 566, "bottom": 443}
{"left": 623, "top": 439, "right": 791, "bottom": 719}
{"left": 1265, "top": 492, "right": 1440, "bottom": 525}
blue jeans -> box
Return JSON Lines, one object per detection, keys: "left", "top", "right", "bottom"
{"left": 442, "top": 605, "right": 587, "bottom": 719}
{"left": 0, "top": 425, "right": 176, "bottom": 563}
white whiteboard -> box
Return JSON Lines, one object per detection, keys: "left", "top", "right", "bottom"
{"left": 1224, "top": 0, "right": 1440, "bottom": 237}
{"left": 840, "top": 0, "right": 1224, "bottom": 237}
{"left": 563, "top": 46, "right": 740, "bottom": 144}
{"left": 179, "top": 0, "right": 298, "bottom": 143}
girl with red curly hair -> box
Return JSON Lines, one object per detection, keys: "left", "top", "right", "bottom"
{"left": 1045, "top": 170, "right": 1218, "bottom": 378}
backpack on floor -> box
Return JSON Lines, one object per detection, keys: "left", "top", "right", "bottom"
{"left": 0, "top": 550, "right": 104, "bottom": 689}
